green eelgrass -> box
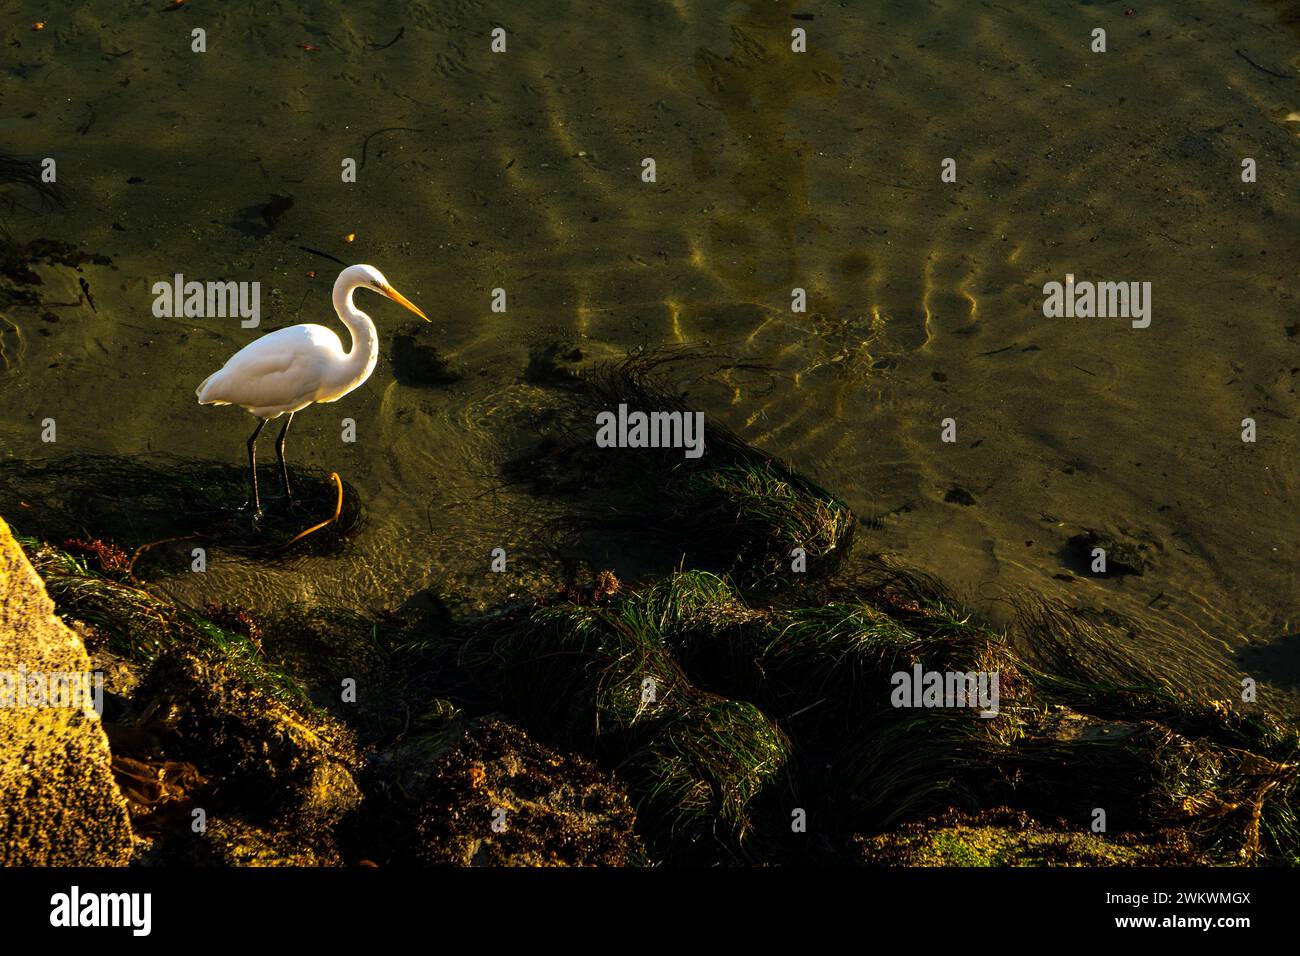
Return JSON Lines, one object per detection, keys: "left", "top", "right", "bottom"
{"left": 615, "top": 696, "right": 792, "bottom": 862}
{"left": 655, "top": 570, "right": 1018, "bottom": 731}
{"left": 673, "top": 461, "right": 855, "bottom": 590}
{"left": 459, "top": 580, "right": 795, "bottom": 860}
{"left": 463, "top": 564, "right": 1300, "bottom": 865}
{"left": 829, "top": 711, "right": 990, "bottom": 830}
{"left": 459, "top": 602, "right": 689, "bottom": 745}
{"left": 589, "top": 353, "right": 856, "bottom": 589}
{"left": 19, "top": 535, "right": 309, "bottom": 709}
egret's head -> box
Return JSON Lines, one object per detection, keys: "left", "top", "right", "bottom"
{"left": 343, "top": 263, "right": 429, "bottom": 321}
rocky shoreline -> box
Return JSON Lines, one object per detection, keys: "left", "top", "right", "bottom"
{"left": 2, "top": 355, "right": 1298, "bottom": 866}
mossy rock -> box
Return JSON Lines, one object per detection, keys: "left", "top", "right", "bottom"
{"left": 499, "top": 352, "right": 855, "bottom": 591}
{"left": 136, "top": 815, "right": 344, "bottom": 867}
{"left": 19, "top": 535, "right": 309, "bottom": 707}
{"left": 121, "top": 647, "right": 362, "bottom": 831}
{"left": 851, "top": 811, "right": 1185, "bottom": 866}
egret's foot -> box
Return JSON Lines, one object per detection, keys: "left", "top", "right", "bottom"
{"left": 239, "top": 499, "right": 266, "bottom": 524}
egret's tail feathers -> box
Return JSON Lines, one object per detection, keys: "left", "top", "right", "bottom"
{"left": 195, "top": 371, "right": 229, "bottom": 405}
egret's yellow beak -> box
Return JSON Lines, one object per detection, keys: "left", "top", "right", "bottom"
{"left": 381, "top": 284, "right": 429, "bottom": 321}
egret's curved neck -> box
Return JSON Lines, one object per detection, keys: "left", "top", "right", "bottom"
{"left": 330, "top": 280, "right": 380, "bottom": 392}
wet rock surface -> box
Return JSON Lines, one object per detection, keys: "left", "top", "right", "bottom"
{"left": 0, "top": 516, "right": 134, "bottom": 865}
{"left": 357, "top": 714, "right": 643, "bottom": 866}
{"left": 1062, "top": 527, "right": 1156, "bottom": 578}
{"left": 131, "top": 648, "right": 360, "bottom": 808}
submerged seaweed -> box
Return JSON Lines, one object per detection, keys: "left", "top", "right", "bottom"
{"left": 0, "top": 453, "right": 364, "bottom": 572}
{"left": 502, "top": 349, "right": 855, "bottom": 592}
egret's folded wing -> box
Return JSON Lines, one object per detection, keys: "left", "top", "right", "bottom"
{"left": 196, "top": 327, "right": 331, "bottom": 412}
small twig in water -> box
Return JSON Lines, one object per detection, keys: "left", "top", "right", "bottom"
{"left": 128, "top": 534, "right": 200, "bottom": 574}
{"left": 299, "top": 245, "right": 347, "bottom": 266}
{"left": 1236, "top": 49, "right": 1293, "bottom": 80}
{"left": 367, "top": 27, "right": 405, "bottom": 50}
{"left": 359, "top": 126, "right": 422, "bottom": 169}
{"left": 79, "top": 278, "right": 96, "bottom": 313}
{"left": 785, "top": 697, "right": 829, "bottom": 721}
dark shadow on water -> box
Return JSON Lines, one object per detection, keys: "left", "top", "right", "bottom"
{"left": 1239, "top": 632, "right": 1300, "bottom": 691}
{"left": 229, "top": 194, "right": 294, "bottom": 238}
{"left": 0, "top": 452, "right": 364, "bottom": 573}
{"left": 1263, "top": 0, "right": 1300, "bottom": 45}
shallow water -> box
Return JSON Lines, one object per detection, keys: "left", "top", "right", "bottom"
{"left": 3, "top": 0, "right": 1300, "bottom": 708}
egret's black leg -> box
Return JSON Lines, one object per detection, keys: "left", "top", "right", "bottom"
{"left": 276, "top": 412, "right": 295, "bottom": 505}
{"left": 246, "top": 419, "right": 266, "bottom": 518}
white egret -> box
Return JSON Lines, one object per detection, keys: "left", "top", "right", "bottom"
{"left": 196, "top": 263, "right": 428, "bottom": 518}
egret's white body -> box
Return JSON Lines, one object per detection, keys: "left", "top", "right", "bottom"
{"left": 197, "top": 322, "right": 373, "bottom": 418}
{"left": 196, "top": 263, "right": 428, "bottom": 516}
{"left": 197, "top": 264, "right": 411, "bottom": 416}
